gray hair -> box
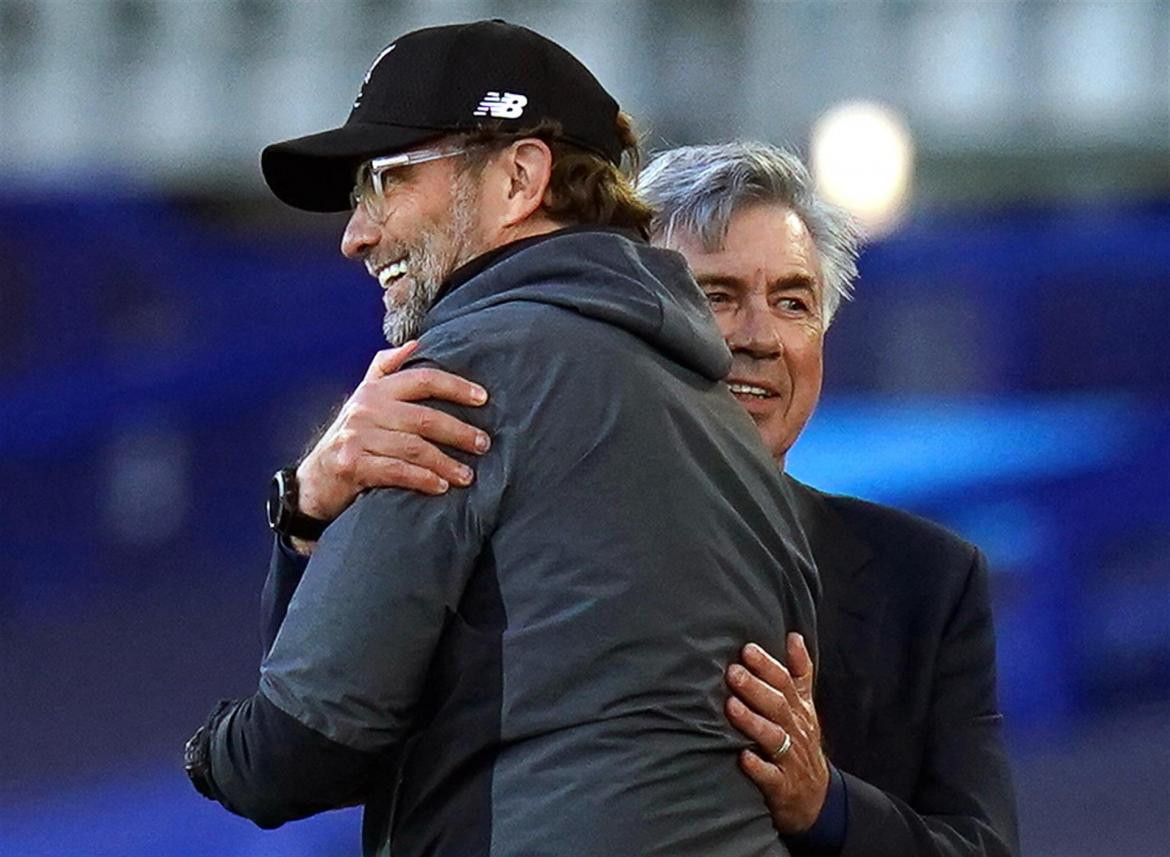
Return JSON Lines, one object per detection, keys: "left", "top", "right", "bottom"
{"left": 637, "top": 141, "right": 860, "bottom": 324}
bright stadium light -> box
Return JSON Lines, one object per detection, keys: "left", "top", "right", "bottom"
{"left": 810, "top": 101, "right": 915, "bottom": 236}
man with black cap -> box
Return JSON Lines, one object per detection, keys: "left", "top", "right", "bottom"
{"left": 183, "top": 20, "right": 815, "bottom": 857}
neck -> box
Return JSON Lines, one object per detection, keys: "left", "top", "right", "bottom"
{"left": 482, "top": 213, "right": 567, "bottom": 254}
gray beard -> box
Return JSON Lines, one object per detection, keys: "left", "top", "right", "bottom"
{"left": 383, "top": 172, "right": 481, "bottom": 345}
{"left": 382, "top": 280, "right": 436, "bottom": 346}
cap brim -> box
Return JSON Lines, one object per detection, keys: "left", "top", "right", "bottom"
{"left": 260, "top": 122, "right": 444, "bottom": 212}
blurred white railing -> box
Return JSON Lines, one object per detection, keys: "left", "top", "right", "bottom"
{"left": 0, "top": 0, "right": 1165, "bottom": 192}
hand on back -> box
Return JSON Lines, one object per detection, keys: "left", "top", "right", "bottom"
{"left": 725, "top": 633, "right": 831, "bottom": 835}
{"left": 295, "top": 341, "right": 491, "bottom": 526}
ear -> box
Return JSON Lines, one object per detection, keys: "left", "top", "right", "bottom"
{"left": 495, "top": 138, "right": 553, "bottom": 228}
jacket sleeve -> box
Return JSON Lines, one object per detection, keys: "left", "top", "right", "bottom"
{"left": 837, "top": 550, "right": 1019, "bottom": 857}
{"left": 200, "top": 403, "right": 506, "bottom": 828}
{"left": 259, "top": 536, "right": 309, "bottom": 655}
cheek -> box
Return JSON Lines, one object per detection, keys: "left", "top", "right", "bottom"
{"left": 799, "top": 345, "right": 823, "bottom": 389}
{"left": 786, "top": 338, "right": 823, "bottom": 407}
{"left": 712, "top": 312, "right": 736, "bottom": 340}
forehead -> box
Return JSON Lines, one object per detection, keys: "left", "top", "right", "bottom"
{"left": 679, "top": 203, "right": 823, "bottom": 291}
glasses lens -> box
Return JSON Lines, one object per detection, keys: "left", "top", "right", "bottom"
{"left": 351, "top": 146, "right": 467, "bottom": 221}
{"left": 350, "top": 162, "right": 386, "bottom": 222}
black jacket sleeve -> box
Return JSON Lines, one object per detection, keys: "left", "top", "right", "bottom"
{"left": 201, "top": 692, "right": 379, "bottom": 828}
{"left": 839, "top": 551, "right": 1019, "bottom": 857}
{"left": 259, "top": 536, "right": 309, "bottom": 655}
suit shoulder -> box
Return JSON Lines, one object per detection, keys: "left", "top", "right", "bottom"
{"left": 798, "top": 486, "right": 995, "bottom": 643}
{"left": 813, "top": 488, "right": 981, "bottom": 575}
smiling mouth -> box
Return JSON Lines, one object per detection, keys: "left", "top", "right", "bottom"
{"left": 372, "top": 257, "right": 408, "bottom": 289}
{"left": 726, "top": 382, "right": 777, "bottom": 400}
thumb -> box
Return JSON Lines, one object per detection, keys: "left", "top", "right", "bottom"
{"left": 787, "top": 632, "right": 814, "bottom": 691}
{"left": 364, "top": 340, "right": 420, "bottom": 381}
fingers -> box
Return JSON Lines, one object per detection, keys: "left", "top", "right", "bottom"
{"left": 363, "top": 456, "right": 454, "bottom": 496}
{"left": 786, "top": 633, "right": 812, "bottom": 677}
{"left": 383, "top": 402, "right": 490, "bottom": 457}
{"left": 364, "top": 341, "right": 420, "bottom": 382}
{"left": 725, "top": 695, "right": 790, "bottom": 759}
{"left": 298, "top": 354, "right": 492, "bottom": 515}
{"left": 786, "top": 633, "right": 815, "bottom": 696}
{"left": 378, "top": 367, "right": 489, "bottom": 409}
{"left": 726, "top": 663, "right": 795, "bottom": 730}
{"left": 363, "top": 428, "right": 477, "bottom": 488}
{"left": 738, "top": 747, "right": 785, "bottom": 794}
{"left": 362, "top": 346, "right": 490, "bottom": 413}
{"left": 728, "top": 638, "right": 821, "bottom": 748}
{"left": 738, "top": 642, "right": 801, "bottom": 711}
{"left": 727, "top": 639, "right": 832, "bottom": 837}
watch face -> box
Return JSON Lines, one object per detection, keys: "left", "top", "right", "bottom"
{"left": 267, "top": 469, "right": 291, "bottom": 531}
{"left": 183, "top": 727, "right": 205, "bottom": 771}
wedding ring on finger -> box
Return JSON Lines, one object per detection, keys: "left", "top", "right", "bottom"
{"left": 770, "top": 732, "right": 793, "bottom": 761}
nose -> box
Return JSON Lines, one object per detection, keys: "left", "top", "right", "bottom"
{"left": 725, "top": 298, "right": 783, "bottom": 359}
{"left": 340, "top": 207, "right": 380, "bottom": 260}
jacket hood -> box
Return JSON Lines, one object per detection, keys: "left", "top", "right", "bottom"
{"left": 422, "top": 229, "right": 732, "bottom": 382}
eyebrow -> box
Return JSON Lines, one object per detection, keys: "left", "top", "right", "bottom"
{"left": 694, "top": 274, "right": 742, "bottom": 289}
{"left": 695, "top": 273, "right": 819, "bottom": 293}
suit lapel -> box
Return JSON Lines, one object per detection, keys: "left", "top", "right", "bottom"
{"left": 784, "top": 476, "right": 886, "bottom": 766}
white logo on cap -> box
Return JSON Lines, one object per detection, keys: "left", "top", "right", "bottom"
{"left": 473, "top": 91, "right": 528, "bottom": 119}
{"left": 353, "top": 43, "right": 396, "bottom": 109}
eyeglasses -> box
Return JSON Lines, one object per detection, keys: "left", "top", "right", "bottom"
{"left": 349, "top": 145, "right": 470, "bottom": 223}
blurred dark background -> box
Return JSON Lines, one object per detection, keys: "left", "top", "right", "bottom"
{"left": 2, "top": 2, "right": 1168, "bottom": 855}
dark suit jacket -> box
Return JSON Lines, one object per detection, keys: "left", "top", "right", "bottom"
{"left": 786, "top": 477, "right": 1019, "bottom": 857}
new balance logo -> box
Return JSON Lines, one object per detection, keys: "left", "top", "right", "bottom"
{"left": 473, "top": 91, "right": 528, "bottom": 119}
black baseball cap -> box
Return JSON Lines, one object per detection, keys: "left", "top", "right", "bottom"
{"left": 261, "top": 19, "right": 624, "bottom": 212}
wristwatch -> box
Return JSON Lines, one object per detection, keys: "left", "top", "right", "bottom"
{"left": 184, "top": 698, "right": 233, "bottom": 801}
{"left": 183, "top": 724, "right": 215, "bottom": 799}
{"left": 266, "top": 466, "right": 330, "bottom": 541}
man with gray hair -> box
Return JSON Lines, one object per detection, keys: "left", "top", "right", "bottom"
{"left": 639, "top": 142, "right": 858, "bottom": 461}
{"left": 641, "top": 142, "right": 1018, "bottom": 856}
{"left": 259, "top": 141, "right": 1018, "bottom": 856}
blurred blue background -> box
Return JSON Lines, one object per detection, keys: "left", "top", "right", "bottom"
{"left": 2, "top": 2, "right": 1168, "bottom": 855}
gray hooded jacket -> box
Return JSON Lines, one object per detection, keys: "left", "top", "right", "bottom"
{"left": 206, "top": 228, "right": 817, "bottom": 857}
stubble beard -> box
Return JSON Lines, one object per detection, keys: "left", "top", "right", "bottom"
{"left": 382, "top": 170, "right": 483, "bottom": 346}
